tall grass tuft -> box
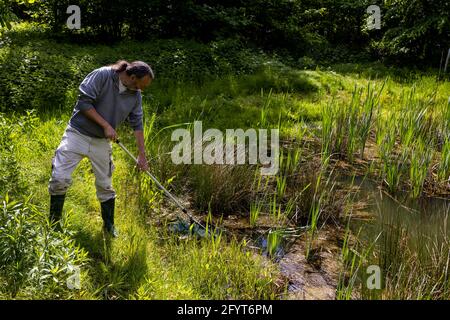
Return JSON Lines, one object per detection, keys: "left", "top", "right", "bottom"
{"left": 158, "top": 227, "right": 281, "bottom": 299}
{"left": 305, "top": 164, "right": 329, "bottom": 259}
{"left": 408, "top": 138, "right": 433, "bottom": 198}
{"left": 188, "top": 164, "right": 255, "bottom": 214}
{"left": 438, "top": 138, "right": 450, "bottom": 182}
{"left": 370, "top": 206, "right": 449, "bottom": 299}
{"left": 377, "top": 115, "right": 407, "bottom": 193}
{"left": 249, "top": 201, "right": 263, "bottom": 227}
{"left": 321, "top": 81, "right": 384, "bottom": 162}
{"left": 266, "top": 229, "right": 282, "bottom": 258}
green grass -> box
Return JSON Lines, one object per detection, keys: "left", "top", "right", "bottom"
{"left": 339, "top": 203, "right": 450, "bottom": 300}
{"left": 0, "top": 110, "right": 281, "bottom": 299}
{"left": 1, "top": 23, "right": 449, "bottom": 299}
{"left": 438, "top": 138, "right": 450, "bottom": 182}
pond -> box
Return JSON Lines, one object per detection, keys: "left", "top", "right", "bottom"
{"left": 344, "top": 176, "right": 450, "bottom": 246}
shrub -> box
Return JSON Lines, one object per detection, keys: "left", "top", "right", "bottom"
{"left": 0, "top": 194, "right": 89, "bottom": 298}
{"left": 0, "top": 111, "right": 38, "bottom": 195}
{"left": 0, "top": 25, "right": 273, "bottom": 112}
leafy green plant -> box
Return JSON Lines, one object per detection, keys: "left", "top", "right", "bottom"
{"left": 0, "top": 0, "right": 19, "bottom": 31}
{"left": 266, "top": 229, "right": 282, "bottom": 258}
{"left": 0, "top": 194, "right": 89, "bottom": 298}
{"left": 249, "top": 201, "right": 262, "bottom": 227}
{"left": 0, "top": 111, "right": 38, "bottom": 195}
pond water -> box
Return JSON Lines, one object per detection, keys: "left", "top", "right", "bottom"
{"left": 166, "top": 176, "right": 449, "bottom": 299}
{"left": 343, "top": 176, "right": 450, "bottom": 245}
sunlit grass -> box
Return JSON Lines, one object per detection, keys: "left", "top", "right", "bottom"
{"left": 1, "top": 39, "right": 449, "bottom": 300}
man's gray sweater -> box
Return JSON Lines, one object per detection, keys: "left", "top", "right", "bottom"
{"left": 69, "top": 66, "right": 143, "bottom": 138}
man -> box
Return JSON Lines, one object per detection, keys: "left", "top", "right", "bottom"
{"left": 48, "top": 60, "right": 154, "bottom": 238}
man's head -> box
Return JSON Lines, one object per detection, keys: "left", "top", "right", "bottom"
{"left": 114, "top": 60, "right": 154, "bottom": 91}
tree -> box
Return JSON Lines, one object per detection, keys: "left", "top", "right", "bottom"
{"left": 372, "top": 0, "right": 450, "bottom": 65}
{"left": 0, "top": 0, "right": 17, "bottom": 30}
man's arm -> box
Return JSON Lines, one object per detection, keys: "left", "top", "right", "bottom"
{"left": 82, "top": 108, "right": 118, "bottom": 141}
{"left": 74, "top": 67, "right": 116, "bottom": 139}
{"left": 134, "top": 130, "right": 149, "bottom": 171}
{"left": 84, "top": 108, "right": 148, "bottom": 170}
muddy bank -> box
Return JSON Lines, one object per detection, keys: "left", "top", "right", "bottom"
{"left": 214, "top": 214, "right": 344, "bottom": 300}
{"left": 277, "top": 228, "right": 343, "bottom": 300}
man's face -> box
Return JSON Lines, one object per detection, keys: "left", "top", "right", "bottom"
{"left": 127, "top": 75, "right": 152, "bottom": 91}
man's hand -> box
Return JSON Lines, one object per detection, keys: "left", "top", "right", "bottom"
{"left": 136, "top": 152, "right": 149, "bottom": 171}
{"left": 81, "top": 108, "right": 117, "bottom": 141}
{"left": 134, "top": 130, "right": 148, "bottom": 171}
{"left": 104, "top": 125, "right": 118, "bottom": 141}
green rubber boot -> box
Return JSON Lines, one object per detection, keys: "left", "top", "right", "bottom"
{"left": 101, "top": 198, "right": 118, "bottom": 238}
{"left": 49, "top": 194, "right": 66, "bottom": 229}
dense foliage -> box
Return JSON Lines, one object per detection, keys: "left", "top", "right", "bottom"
{"left": 2, "top": 0, "right": 447, "bottom": 66}
{"left": 0, "top": 25, "right": 270, "bottom": 112}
